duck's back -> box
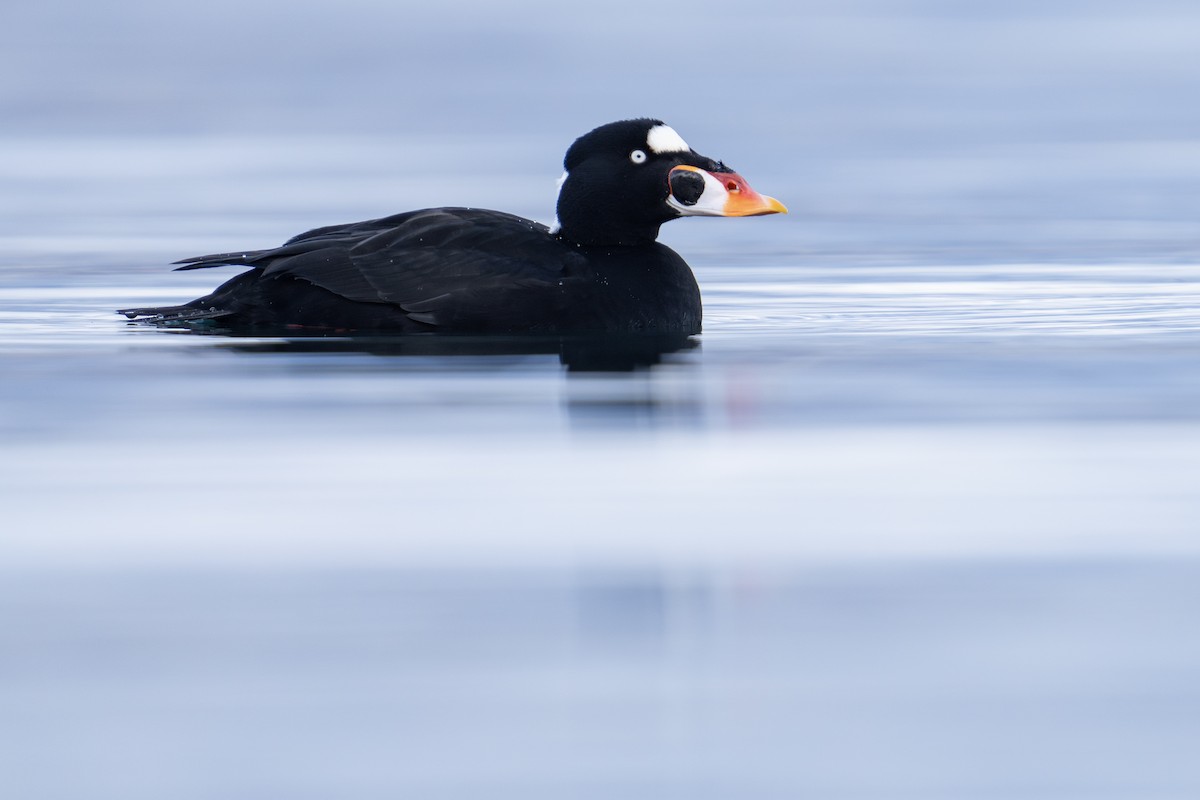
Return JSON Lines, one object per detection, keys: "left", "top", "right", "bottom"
{"left": 125, "top": 207, "right": 700, "bottom": 335}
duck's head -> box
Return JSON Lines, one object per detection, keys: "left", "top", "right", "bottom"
{"left": 552, "top": 118, "right": 787, "bottom": 247}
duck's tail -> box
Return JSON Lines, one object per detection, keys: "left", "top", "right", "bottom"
{"left": 117, "top": 304, "right": 234, "bottom": 323}
{"left": 119, "top": 269, "right": 260, "bottom": 324}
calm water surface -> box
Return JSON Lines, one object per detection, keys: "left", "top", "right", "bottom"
{"left": 3, "top": 133, "right": 1198, "bottom": 800}
{"left": 4, "top": 2, "right": 1200, "bottom": 797}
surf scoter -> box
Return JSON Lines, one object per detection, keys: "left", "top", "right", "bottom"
{"left": 119, "top": 119, "right": 786, "bottom": 334}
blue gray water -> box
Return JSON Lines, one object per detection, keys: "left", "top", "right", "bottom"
{"left": 3, "top": 2, "right": 1200, "bottom": 798}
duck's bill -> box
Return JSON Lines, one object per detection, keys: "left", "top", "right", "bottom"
{"left": 666, "top": 165, "right": 788, "bottom": 217}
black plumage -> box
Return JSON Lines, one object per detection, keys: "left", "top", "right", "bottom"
{"left": 120, "top": 119, "right": 784, "bottom": 335}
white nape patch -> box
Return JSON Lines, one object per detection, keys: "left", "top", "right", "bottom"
{"left": 646, "top": 125, "right": 690, "bottom": 154}
{"left": 548, "top": 170, "right": 568, "bottom": 234}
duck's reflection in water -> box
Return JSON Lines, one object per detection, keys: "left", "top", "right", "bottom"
{"left": 211, "top": 331, "right": 707, "bottom": 429}
{"left": 214, "top": 332, "right": 698, "bottom": 372}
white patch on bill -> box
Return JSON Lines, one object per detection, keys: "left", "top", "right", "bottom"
{"left": 666, "top": 168, "right": 729, "bottom": 217}
{"left": 548, "top": 170, "right": 569, "bottom": 234}
{"left": 646, "top": 125, "right": 690, "bottom": 154}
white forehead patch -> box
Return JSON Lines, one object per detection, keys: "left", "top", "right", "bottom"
{"left": 646, "top": 125, "right": 690, "bottom": 154}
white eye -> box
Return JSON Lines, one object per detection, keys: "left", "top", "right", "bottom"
{"left": 629, "top": 149, "right": 647, "bottom": 164}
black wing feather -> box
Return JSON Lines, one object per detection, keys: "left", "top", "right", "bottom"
{"left": 169, "top": 208, "right": 589, "bottom": 331}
